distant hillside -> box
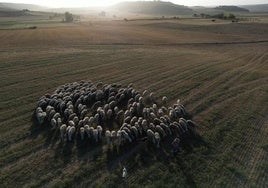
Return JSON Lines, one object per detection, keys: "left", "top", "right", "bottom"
{"left": 215, "top": 5, "right": 249, "bottom": 12}
{"left": 191, "top": 6, "right": 222, "bottom": 14}
{"left": 0, "top": 9, "right": 30, "bottom": 17}
{"left": 113, "top": 1, "right": 194, "bottom": 15}
{"left": 240, "top": 4, "right": 268, "bottom": 12}
{"left": 0, "top": 2, "right": 47, "bottom": 11}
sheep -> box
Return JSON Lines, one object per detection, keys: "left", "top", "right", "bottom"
{"left": 51, "top": 118, "right": 57, "bottom": 129}
{"left": 36, "top": 111, "right": 46, "bottom": 125}
{"left": 162, "top": 96, "right": 168, "bottom": 106}
{"left": 186, "top": 120, "right": 197, "bottom": 133}
{"left": 97, "top": 125, "right": 103, "bottom": 140}
{"left": 83, "top": 117, "right": 89, "bottom": 125}
{"left": 119, "top": 93, "right": 125, "bottom": 102}
{"left": 117, "top": 130, "right": 122, "bottom": 145}
{"left": 68, "top": 120, "right": 75, "bottom": 127}
{"left": 122, "top": 127, "right": 133, "bottom": 140}
{"left": 149, "top": 92, "right": 155, "bottom": 103}
{"left": 45, "top": 105, "right": 54, "bottom": 115}
{"left": 121, "top": 130, "right": 132, "bottom": 143}
{"left": 149, "top": 123, "right": 156, "bottom": 131}
{"left": 155, "top": 125, "right": 166, "bottom": 138}
{"left": 135, "top": 122, "right": 143, "bottom": 135}
{"left": 124, "top": 110, "right": 131, "bottom": 118}
{"left": 105, "top": 130, "right": 111, "bottom": 145}
{"left": 152, "top": 104, "right": 158, "bottom": 114}
{"left": 141, "top": 119, "right": 148, "bottom": 131}
{"left": 80, "top": 127, "right": 85, "bottom": 140}
{"left": 130, "top": 126, "right": 139, "bottom": 138}
{"left": 109, "top": 101, "right": 116, "bottom": 109}
{"left": 68, "top": 113, "right": 76, "bottom": 121}
{"left": 115, "top": 110, "right": 124, "bottom": 124}
{"left": 68, "top": 126, "right": 76, "bottom": 141}
{"left": 73, "top": 116, "right": 80, "bottom": 125}
{"left": 84, "top": 125, "right": 92, "bottom": 138}
{"left": 154, "top": 132, "right": 161, "bottom": 148}
{"left": 160, "top": 123, "right": 172, "bottom": 135}
{"left": 110, "top": 130, "right": 117, "bottom": 144}
{"left": 57, "top": 117, "right": 62, "bottom": 127}
{"left": 48, "top": 109, "right": 56, "bottom": 121}
{"left": 158, "top": 108, "right": 164, "bottom": 117}
{"left": 53, "top": 113, "right": 61, "bottom": 120}
{"left": 170, "top": 123, "right": 183, "bottom": 136}
{"left": 106, "top": 109, "right": 113, "bottom": 119}
{"left": 179, "top": 118, "right": 188, "bottom": 132}
{"left": 124, "top": 116, "right": 131, "bottom": 124}
{"left": 150, "top": 112, "right": 157, "bottom": 120}
{"left": 147, "top": 129, "right": 155, "bottom": 144}
{"left": 114, "top": 106, "right": 119, "bottom": 114}
{"left": 88, "top": 116, "right": 94, "bottom": 125}
{"left": 130, "top": 116, "right": 138, "bottom": 126}
{"left": 142, "top": 90, "right": 148, "bottom": 96}
{"left": 93, "top": 129, "right": 99, "bottom": 142}
{"left": 60, "top": 124, "right": 67, "bottom": 141}
{"left": 92, "top": 101, "right": 102, "bottom": 111}
{"left": 80, "top": 108, "right": 88, "bottom": 119}
{"left": 153, "top": 118, "right": 162, "bottom": 125}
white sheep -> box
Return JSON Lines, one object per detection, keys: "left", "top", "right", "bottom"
{"left": 106, "top": 109, "right": 113, "bottom": 119}
{"left": 111, "top": 130, "right": 117, "bottom": 144}
{"left": 80, "top": 127, "right": 85, "bottom": 140}
{"left": 121, "top": 130, "right": 132, "bottom": 143}
{"left": 147, "top": 129, "right": 155, "bottom": 145}
{"left": 57, "top": 118, "right": 62, "bottom": 127}
{"left": 160, "top": 123, "right": 172, "bottom": 135}
{"left": 162, "top": 96, "right": 168, "bottom": 106}
{"left": 68, "top": 126, "right": 75, "bottom": 141}
{"left": 51, "top": 118, "right": 57, "bottom": 129}
{"left": 53, "top": 113, "right": 61, "bottom": 121}
{"left": 36, "top": 111, "right": 46, "bottom": 125}
{"left": 59, "top": 124, "right": 67, "bottom": 141}
{"left": 130, "top": 126, "right": 139, "bottom": 138}
{"left": 105, "top": 130, "right": 111, "bottom": 145}
{"left": 156, "top": 125, "right": 166, "bottom": 138}
{"left": 154, "top": 132, "right": 161, "bottom": 148}
{"left": 141, "top": 119, "right": 148, "bottom": 131}
{"left": 93, "top": 129, "right": 98, "bottom": 142}
{"left": 45, "top": 105, "right": 54, "bottom": 115}
{"left": 142, "top": 90, "right": 148, "bottom": 96}
{"left": 117, "top": 130, "right": 122, "bottom": 145}
{"left": 84, "top": 125, "right": 91, "bottom": 138}
{"left": 68, "top": 120, "right": 75, "bottom": 127}
{"left": 97, "top": 125, "right": 103, "bottom": 140}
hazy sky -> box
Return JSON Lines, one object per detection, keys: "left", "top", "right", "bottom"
{"left": 2, "top": 0, "right": 267, "bottom": 7}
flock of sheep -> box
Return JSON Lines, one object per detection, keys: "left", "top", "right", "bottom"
{"left": 35, "top": 80, "right": 196, "bottom": 149}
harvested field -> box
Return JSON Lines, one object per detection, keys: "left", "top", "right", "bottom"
{"left": 0, "top": 19, "right": 267, "bottom": 187}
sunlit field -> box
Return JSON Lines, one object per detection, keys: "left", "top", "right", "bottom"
{"left": 0, "top": 15, "right": 267, "bottom": 187}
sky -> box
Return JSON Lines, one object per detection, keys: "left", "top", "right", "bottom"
{"left": 2, "top": 0, "right": 267, "bottom": 8}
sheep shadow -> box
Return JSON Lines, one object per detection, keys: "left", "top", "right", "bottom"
{"left": 30, "top": 113, "right": 61, "bottom": 145}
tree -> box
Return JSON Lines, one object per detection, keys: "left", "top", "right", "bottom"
{"left": 64, "top": 12, "right": 73, "bottom": 22}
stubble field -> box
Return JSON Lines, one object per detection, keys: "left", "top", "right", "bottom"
{"left": 0, "top": 18, "right": 267, "bottom": 187}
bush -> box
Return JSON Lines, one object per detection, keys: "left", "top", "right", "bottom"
{"left": 64, "top": 12, "right": 73, "bottom": 23}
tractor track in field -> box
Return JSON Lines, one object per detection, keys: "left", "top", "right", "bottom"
{"left": 73, "top": 40, "right": 268, "bottom": 47}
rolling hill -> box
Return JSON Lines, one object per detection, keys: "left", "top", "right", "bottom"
{"left": 240, "top": 4, "right": 268, "bottom": 12}
{"left": 0, "top": 2, "right": 47, "bottom": 11}
{"left": 113, "top": 1, "right": 194, "bottom": 15}
{"left": 215, "top": 6, "right": 249, "bottom": 12}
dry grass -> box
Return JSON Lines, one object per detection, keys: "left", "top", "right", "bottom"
{"left": 0, "top": 18, "right": 267, "bottom": 187}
